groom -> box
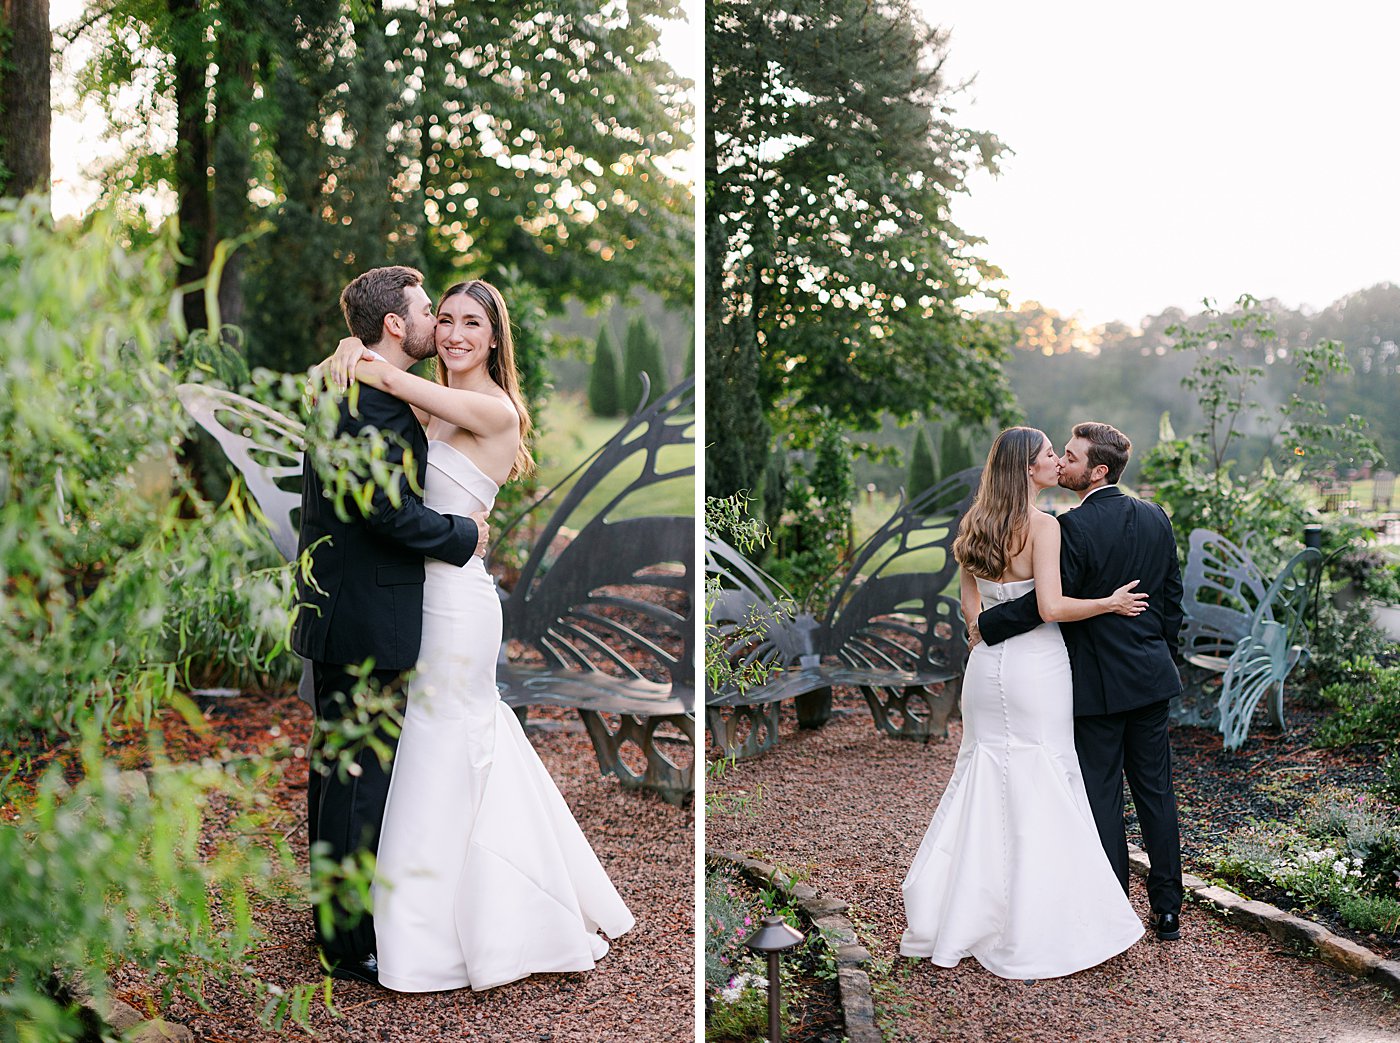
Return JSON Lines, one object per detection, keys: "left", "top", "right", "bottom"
{"left": 292, "top": 265, "right": 488, "bottom": 983}
{"left": 977, "top": 422, "right": 1186, "bottom": 940}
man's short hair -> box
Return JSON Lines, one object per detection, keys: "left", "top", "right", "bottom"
{"left": 339, "top": 266, "right": 424, "bottom": 346}
{"left": 1073, "top": 421, "right": 1132, "bottom": 484}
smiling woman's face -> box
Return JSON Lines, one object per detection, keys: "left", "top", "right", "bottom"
{"left": 434, "top": 291, "right": 494, "bottom": 377}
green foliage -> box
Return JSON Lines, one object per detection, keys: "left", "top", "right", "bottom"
{"left": 1139, "top": 297, "right": 1383, "bottom": 567}
{"left": 704, "top": 494, "right": 791, "bottom": 699}
{"left": 1306, "top": 598, "right": 1396, "bottom": 689}
{"left": 707, "top": 0, "right": 1018, "bottom": 496}
{"left": 703, "top": 866, "right": 794, "bottom": 1042}
{"left": 769, "top": 418, "right": 856, "bottom": 610}
{"left": 1315, "top": 664, "right": 1400, "bottom": 748}
{"left": 621, "top": 314, "right": 668, "bottom": 408}
{"left": 587, "top": 324, "right": 623, "bottom": 417}
{"left": 0, "top": 199, "right": 211, "bottom": 736}
{"left": 1332, "top": 548, "right": 1400, "bottom": 605}
{"left": 65, "top": 1, "right": 695, "bottom": 373}
{"left": 0, "top": 201, "right": 363, "bottom": 1038}
{"left": 0, "top": 734, "right": 317, "bottom": 1038}
{"left": 906, "top": 427, "right": 936, "bottom": 500}
{"left": 1004, "top": 289, "right": 1400, "bottom": 487}
{"left": 1216, "top": 786, "right": 1400, "bottom": 935}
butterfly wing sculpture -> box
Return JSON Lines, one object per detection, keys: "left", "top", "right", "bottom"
{"left": 494, "top": 376, "right": 695, "bottom": 804}
{"left": 815, "top": 467, "right": 982, "bottom": 739}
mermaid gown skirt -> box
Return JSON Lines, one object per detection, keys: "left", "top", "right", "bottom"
{"left": 372, "top": 440, "right": 635, "bottom": 993}
{"left": 900, "top": 577, "right": 1143, "bottom": 979}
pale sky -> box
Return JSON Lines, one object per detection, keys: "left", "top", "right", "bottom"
{"left": 926, "top": 1, "right": 1400, "bottom": 326}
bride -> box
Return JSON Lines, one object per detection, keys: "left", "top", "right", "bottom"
{"left": 900, "top": 426, "right": 1145, "bottom": 979}
{"left": 324, "top": 279, "right": 634, "bottom": 992}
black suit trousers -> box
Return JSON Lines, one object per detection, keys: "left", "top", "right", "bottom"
{"left": 1074, "top": 699, "right": 1184, "bottom": 915}
{"left": 307, "top": 661, "right": 405, "bottom": 962}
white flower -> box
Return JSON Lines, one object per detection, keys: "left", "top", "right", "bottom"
{"left": 1333, "top": 860, "right": 1349, "bottom": 877}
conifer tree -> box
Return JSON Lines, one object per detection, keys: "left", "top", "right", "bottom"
{"left": 908, "top": 427, "right": 937, "bottom": 499}
{"left": 587, "top": 325, "right": 623, "bottom": 417}
{"left": 939, "top": 426, "right": 975, "bottom": 480}
{"left": 622, "top": 315, "right": 667, "bottom": 408}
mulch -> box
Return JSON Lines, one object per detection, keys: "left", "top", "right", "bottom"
{"left": 11, "top": 690, "right": 694, "bottom": 1042}
{"left": 705, "top": 689, "right": 1400, "bottom": 1043}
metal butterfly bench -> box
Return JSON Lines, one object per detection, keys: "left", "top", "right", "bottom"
{"left": 1175, "top": 527, "right": 1322, "bottom": 750}
{"left": 706, "top": 468, "right": 980, "bottom": 760}
{"left": 176, "top": 378, "right": 695, "bottom": 805}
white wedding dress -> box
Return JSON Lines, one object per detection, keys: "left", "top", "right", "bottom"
{"left": 372, "top": 440, "right": 635, "bottom": 993}
{"left": 900, "top": 577, "right": 1143, "bottom": 979}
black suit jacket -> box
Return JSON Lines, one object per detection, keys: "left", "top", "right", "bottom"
{"left": 977, "top": 486, "right": 1184, "bottom": 716}
{"left": 291, "top": 385, "right": 477, "bottom": 671}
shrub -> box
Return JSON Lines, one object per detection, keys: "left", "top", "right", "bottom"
{"left": 1307, "top": 598, "right": 1395, "bottom": 689}
{"left": 1217, "top": 786, "right": 1400, "bottom": 935}
{"left": 1333, "top": 548, "right": 1400, "bottom": 605}
{"left": 1139, "top": 296, "right": 1381, "bottom": 567}
{"left": 0, "top": 735, "right": 317, "bottom": 1036}
{"left": 1315, "top": 665, "right": 1400, "bottom": 747}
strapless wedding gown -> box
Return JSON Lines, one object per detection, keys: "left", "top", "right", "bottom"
{"left": 373, "top": 440, "right": 635, "bottom": 993}
{"left": 900, "top": 577, "right": 1142, "bottom": 979}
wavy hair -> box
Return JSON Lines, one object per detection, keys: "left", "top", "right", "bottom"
{"left": 952, "top": 427, "right": 1045, "bottom": 580}
{"left": 433, "top": 279, "right": 536, "bottom": 480}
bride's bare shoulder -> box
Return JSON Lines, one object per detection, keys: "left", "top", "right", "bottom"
{"left": 1028, "top": 510, "right": 1060, "bottom": 539}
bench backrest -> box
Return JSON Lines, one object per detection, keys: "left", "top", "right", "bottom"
{"left": 1180, "top": 528, "right": 1270, "bottom": 662}
{"left": 1181, "top": 528, "right": 1322, "bottom": 662}
{"left": 177, "top": 384, "right": 307, "bottom": 561}
{"left": 495, "top": 377, "right": 695, "bottom": 689}
{"left": 820, "top": 468, "right": 981, "bottom": 675}
{"left": 705, "top": 467, "right": 981, "bottom": 693}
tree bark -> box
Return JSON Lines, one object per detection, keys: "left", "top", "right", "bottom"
{"left": 171, "top": 0, "right": 211, "bottom": 332}
{"left": 0, "top": 0, "right": 52, "bottom": 199}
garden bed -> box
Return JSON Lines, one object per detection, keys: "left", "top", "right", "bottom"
{"left": 704, "top": 858, "right": 844, "bottom": 1043}
{"left": 1160, "top": 698, "right": 1400, "bottom": 962}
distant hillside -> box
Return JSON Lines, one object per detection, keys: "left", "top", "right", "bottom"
{"left": 853, "top": 284, "right": 1400, "bottom": 493}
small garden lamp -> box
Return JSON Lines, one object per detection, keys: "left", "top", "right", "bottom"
{"left": 742, "top": 914, "right": 805, "bottom": 1043}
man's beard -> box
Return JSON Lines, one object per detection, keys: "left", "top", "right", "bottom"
{"left": 1058, "top": 468, "right": 1093, "bottom": 492}
{"left": 403, "top": 324, "right": 437, "bottom": 361}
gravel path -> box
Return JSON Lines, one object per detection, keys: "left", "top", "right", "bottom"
{"left": 111, "top": 694, "right": 694, "bottom": 1042}
{"left": 706, "top": 698, "right": 1400, "bottom": 1043}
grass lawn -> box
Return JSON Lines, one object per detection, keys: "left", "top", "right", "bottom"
{"left": 532, "top": 390, "right": 694, "bottom": 520}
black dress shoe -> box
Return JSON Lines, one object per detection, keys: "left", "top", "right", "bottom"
{"left": 1149, "top": 910, "right": 1181, "bottom": 941}
{"left": 326, "top": 953, "right": 380, "bottom": 985}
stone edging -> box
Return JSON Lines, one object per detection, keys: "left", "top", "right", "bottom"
{"left": 1126, "top": 843, "right": 1400, "bottom": 998}
{"left": 710, "top": 851, "right": 883, "bottom": 1043}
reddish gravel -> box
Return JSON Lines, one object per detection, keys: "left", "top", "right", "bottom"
{"left": 104, "top": 691, "right": 695, "bottom": 1042}
{"left": 706, "top": 695, "right": 1400, "bottom": 1043}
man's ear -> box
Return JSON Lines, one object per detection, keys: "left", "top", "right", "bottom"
{"left": 383, "top": 312, "right": 405, "bottom": 340}
{"left": 1093, "top": 463, "right": 1110, "bottom": 483}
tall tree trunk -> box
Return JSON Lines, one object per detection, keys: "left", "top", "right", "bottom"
{"left": 171, "top": 0, "right": 211, "bottom": 332}
{"left": 0, "top": 0, "right": 51, "bottom": 199}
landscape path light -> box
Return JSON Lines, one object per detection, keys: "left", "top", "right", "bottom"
{"left": 742, "top": 913, "right": 805, "bottom": 1043}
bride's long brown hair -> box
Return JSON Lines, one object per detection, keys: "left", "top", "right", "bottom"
{"left": 952, "top": 427, "right": 1044, "bottom": 580}
{"left": 433, "top": 279, "right": 536, "bottom": 480}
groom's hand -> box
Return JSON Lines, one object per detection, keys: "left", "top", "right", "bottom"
{"left": 470, "top": 510, "right": 490, "bottom": 558}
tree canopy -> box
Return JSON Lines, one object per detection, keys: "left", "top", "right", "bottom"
{"left": 63, "top": 0, "right": 694, "bottom": 370}
{"left": 707, "top": 0, "right": 1017, "bottom": 506}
